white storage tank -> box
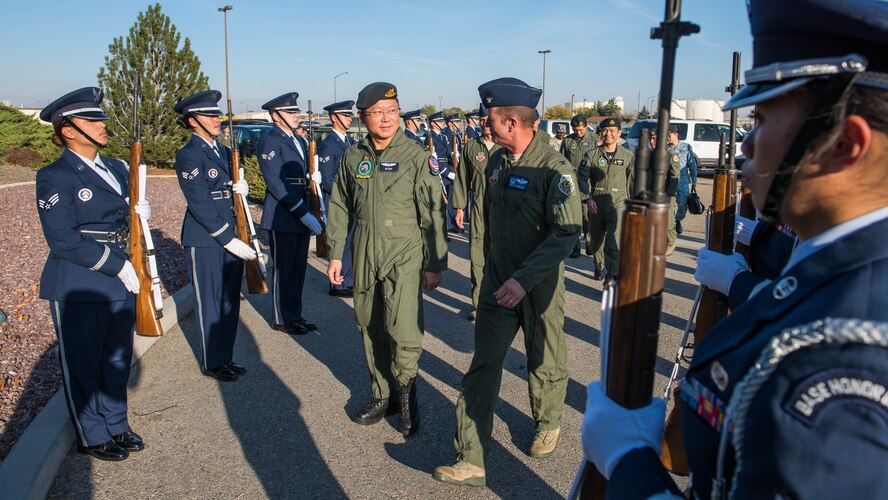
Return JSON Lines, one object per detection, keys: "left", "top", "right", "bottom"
{"left": 686, "top": 99, "right": 725, "bottom": 122}
{"left": 670, "top": 99, "right": 687, "bottom": 120}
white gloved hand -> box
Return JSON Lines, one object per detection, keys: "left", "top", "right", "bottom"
{"left": 734, "top": 215, "right": 758, "bottom": 246}
{"left": 447, "top": 172, "right": 456, "bottom": 180}
{"left": 694, "top": 248, "right": 749, "bottom": 295}
{"left": 300, "top": 213, "right": 323, "bottom": 235}
{"left": 134, "top": 200, "right": 151, "bottom": 221}
{"left": 117, "top": 261, "right": 141, "bottom": 294}
{"left": 223, "top": 238, "right": 258, "bottom": 261}
{"left": 309, "top": 170, "right": 322, "bottom": 185}
{"left": 582, "top": 381, "right": 665, "bottom": 479}
{"left": 231, "top": 179, "right": 249, "bottom": 197}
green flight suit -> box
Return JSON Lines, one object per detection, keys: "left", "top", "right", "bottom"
{"left": 665, "top": 145, "right": 682, "bottom": 250}
{"left": 579, "top": 144, "right": 635, "bottom": 275}
{"left": 560, "top": 132, "right": 598, "bottom": 250}
{"left": 327, "top": 131, "right": 448, "bottom": 399}
{"left": 454, "top": 131, "right": 582, "bottom": 469}
{"left": 453, "top": 137, "right": 502, "bottom": 308}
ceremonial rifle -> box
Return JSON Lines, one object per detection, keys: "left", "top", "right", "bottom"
{"left": 569, "top": 1, "right": 698, "bottom": 497}
{"left": 226, "top": 104, "right": 269, "bottom": 294}
{"left": 128, "top": 75, "right": 164, "bottom": 337}
{"left": 427, "top": 120, "right": 449, "bottom": 203}
{"left": 307, "top": 100, "right": 328, "bottom": 257}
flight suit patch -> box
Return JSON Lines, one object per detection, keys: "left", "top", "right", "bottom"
{"left": 380, "top": 161, "right": 400, "bottom": 173}
{"left": 558, "top": 175, "right": 575, "bottom": 196}
{"left": 507, "top": 175, "right": 529, "bottom": 191}
{"left": 428, "top": 156, "right": 440, "bottom": 176}
{"left": 356, "top": 159, "right": 374, "bottom": 179}
{"left": 570, "top": 143, "right": 577, "bottom": 150}
{"left": 489, "top": 169, "right": 499, "bottom": 185}
{"left": 613, "top": 159, "right": 625, "bottom": 166}
{"left": 597, "top": 157, "right": 607, "bottom": 167}
{"left": 78, "top": 188, "right": 93, "bottom": 202}
{"left": 581, "top": 142, "right": 590, "bottom": 148}
{"left": 475, "top": 152, "right": 486, "bottom": 162}
{"left": 784, "top": 369, "right": 888, "bottom": 426}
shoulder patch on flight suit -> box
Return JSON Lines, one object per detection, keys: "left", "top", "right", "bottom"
{"left": 428, "top": 156, "right": 440, "bottom": 176}
{"left": 784, "top": 369, "right": 888, "bottom": 426}
{"left": 261, "top": 150, "right": 276, "bottom": 161}
{"left": 558, "top": 175, "right": 575, "bottom": 196}
{"left": 507, "top": 175, "right": 529, "bottom": 191}
{"left": 78, "top": 188, "right": 92, "bottom": 202}
{"left": 38, "top": 193, "right": 59, "bottom": 211}
{"left": 380, "top": 161, "right": 399, "bottom": 173}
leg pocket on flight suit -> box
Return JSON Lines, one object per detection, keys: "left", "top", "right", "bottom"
{"left": 353, "top": 287, "right": 373, "bottom": 327}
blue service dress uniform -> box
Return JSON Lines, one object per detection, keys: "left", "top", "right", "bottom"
{"left": 466, "top": 124, "right": 479, "bottom": 140}
{"left": 728, "top": 221, "right": 797, "bottom": 309}
{"left": 607, "top": 214, "right": 888, "bottom": 499}
{"left": 431, "top": 130, "right": 455, "bottom": 230}
{"left": 671, "top": 141, "right": 698, "bottom": 226}
{"left": 257, "top": 126, "right": 314, "bottom": 325}
{"left": 175, "top": 134, "right": 243, "bottom": 371}
{"left": 317, "top": 129, "right": 355, "bottom": 291}
{"left": 36, "top": 149, "right": 136, "bottom": 447}
{"left": 404, "top": 128, "right": 424, "bottom": 146}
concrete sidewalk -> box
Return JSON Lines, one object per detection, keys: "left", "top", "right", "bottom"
{"left": 46, "top": 183, "right": 711, "bottom": 498}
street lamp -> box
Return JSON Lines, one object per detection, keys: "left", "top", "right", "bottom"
{"left": 438, "top": 96, "right": 444, "bottom": 111}
{"left": 538, "top": 49, "right": 551, "bottom": 118}
{"left": 582, "top": 98, "right": 588, "bottom": 112}
{"left": 333, "top": 71, "right": 348, "bottom": 102}
{"left": 218, "top": 5, "right": 234, "bottom": 127}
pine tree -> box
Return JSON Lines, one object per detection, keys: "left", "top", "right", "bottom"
{"left": 638, "top": 105, "right": 651, "bottom": 120}
{"left": 97, "top": 3, "right": 209, "bottom": 167}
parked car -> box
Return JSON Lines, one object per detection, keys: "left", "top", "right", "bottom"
{"left": 539, "top": 119, "right": 572, "bottom": 138}
{"left": 221, "top": 123, "right": 274, "bottom": 157}
{"left": 625, "top": 119, "right": 744, "bottom": 169}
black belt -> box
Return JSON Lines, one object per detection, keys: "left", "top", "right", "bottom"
{"left": 211, "top": 190, "right": 232, "bottom": 200}
{"left": 285, "top": 178, "right": 307, "bottom": 186}
{"left": 81, "top": 228, "right": 129, "bottom": 243}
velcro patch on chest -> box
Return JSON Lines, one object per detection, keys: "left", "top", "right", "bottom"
{"left": 380, "top": 161, "right": 400, "bottom": 173}
{"left": 613, "top": 158, "right": 625, "bottom": 166}
{"left": 507, "top": 175, "right": 529, "bottom": 191}
{"left": 784, "top": 369, "right": 888, "bottom": 426}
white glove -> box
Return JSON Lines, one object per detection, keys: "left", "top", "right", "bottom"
{"left": 734, "top": 215, "right": 758, "bottom": 246}
{"left": 231, "top": 179, "right": 249, "bottom": 196}
{"left": 446, "top": 172, "right": 456, "bottom": 180}
{"left": 694, "top": 248, "right": 749, "bottom": 295}
{"left": 582, "top": 381, "right": 665, "bottom": 479}
{"left": 223, "top": 238, "right": 258, "bottom": 261}
{"left": 309, "top": 170, "right": 322, "bottom": 185}
{"left": 300, "top": 212, "right": 323, "bottom": 235}
{"left": 117, "top": 261, "right": 141, "bottom": 294}
{"left": 134, "top": 200, "right": 151, "bottom": 221}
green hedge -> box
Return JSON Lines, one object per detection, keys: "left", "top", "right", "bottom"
{"left": 0, "top": 105, "right": 58, "bottom": 169}
{"left": 241, "top": 155, "right": 266, "bottom": 203}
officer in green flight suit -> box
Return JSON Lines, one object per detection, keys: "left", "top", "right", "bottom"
{"left": 650, "top": 128, "right": 681, "bottom": 255}
{"left": 326, "top": 82, "right": 448, "bottom": 437}
{"left": 560, "top": 114, "right": 597, "bottom": 258}
{"left": 453, "top": 104, "right": 501, "bottom": 320}
{"left": 434, "top": 78, "right": 582, "bottom": 487}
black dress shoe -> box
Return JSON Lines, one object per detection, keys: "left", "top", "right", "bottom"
{"left": 225, "top": 361, "right": 247, "bottom": 375}
{"left": 399, "top": 378, "right": 420, "bottom": 437}
{"left": 676, "top": 220, "right": 683, "bottom": 235}
{"left": 112, "top": 430, "right": 145, "bottom": 451}
{"left": 272, "top": 322, "right": 308, "bottom": 335}
{"left": 569, "top": 249, "right": 580, "bottom": 259}
{"left": 584, "top": 245, "right": 594, "bottom": 256}
{"left": 78, "top": 441, "right": 128, "bottom": 461}
{"left": 328, "top": 288, "right": 354, "bottom": 298}
{"left": 202, "top": 365, "right": 238, "bottom": 382}
{"left": 295, "top": 318, "right": 318, "bottom": 331}
{"left": 354, "top": 397, "right": 391, "bottom": 425}
{"left": 592, "top": 269, "right": 606, "bottom": 281}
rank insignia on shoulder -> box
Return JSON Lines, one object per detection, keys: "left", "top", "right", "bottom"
{"left": 475, "top": 152, "right": 486, "bottom": 162}
{"left": 78, "top": 188, "right": 93, "bottom": 202}
{"left": 182, "top": 167, "right": 199, "bottom": 181}
{"left": 38, "top": 193, "right": 59, "bottom": 211}
{"left": 261, "top": 150, "right": 276, "bottom": 161}
{"left": 356, "top": 159, "right": 374, "bottom": 179}
{"left": 428, "top": 156, "right": 440, "bottom": 176}
{"left": 598, "top": 157, "right": 607, "bottom": 166}
{"left": 558, "top": 175, "right": 575, "bottom": 196}
{"left": 507, "top": 175, "right": 529, "bottom": 191}
{"left": 208, "top": 168, "right": 218, "bottom": 179}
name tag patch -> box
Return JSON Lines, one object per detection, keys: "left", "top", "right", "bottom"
{"left": 785, "top": 369, "right": 888, "bottom": 426}
{"left": 613, "top": 158, "right": 625, "bottom": 166}
{"left": 507, "top": 175, "right": 529, "bottom": 191}
{"left": 380, "top": 161, "right": 400, "bottom": 173}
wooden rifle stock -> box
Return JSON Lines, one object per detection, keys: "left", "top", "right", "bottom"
{"left": 307, "top": 102, "right": 328, "bottom": 257}
{"left": 230, "top": 149, "right": 269, "bottom": 294}
{"left": 129, "top": 139, "right": 164, "bottom": 337}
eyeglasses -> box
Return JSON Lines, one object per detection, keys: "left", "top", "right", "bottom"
{"left": 362, "top": 108, "right": 401, "bottom": 119}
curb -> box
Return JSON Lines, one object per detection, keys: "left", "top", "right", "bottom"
{"left": 0, "top": 181, "right": 36, "bottom": 190}
{"left": 0, "top": 284, "right": 195, "bottom": 500}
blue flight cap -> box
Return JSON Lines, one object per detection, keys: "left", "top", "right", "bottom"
{"left": 427, "top": 111, "right": 444, "bottom": 122}
{"left": 478, "top": 104, "right": 490, "bottom": 118}
{"left": 445, "top": 113, "right": 462, "bottom": 123}
{"left": 174, "top": 90, "right": 223, "bottom": 116}
{"left": 724, "top": 0, "right": 888, "bottom": 110}
{"left": 400, "top": 109, "right": 422, "bottom": 120}
{"left": 478, "top": 77, "right": 541, "bottom": 109}
{"left": 323, "top": 100, "right": 355, "bottom": 116}
{"left": 40, "top": 87, "right": 109, "bottom": 125}
{"left": 356, "top": 82, "right": 398, "bottom": 110}
{"left": 262, "top": 92, "right": 301, "bottom": 113}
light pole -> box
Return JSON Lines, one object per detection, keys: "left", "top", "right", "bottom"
{"left": 570, "top": 94, "right": 575, "bottom": 114}
{"left": 582, "top": 98, "right": 587, "bottom": 112}
{"left": 333, "top": 71, "right": 348, "bottom": 102}
{"left": 538, "top": 49, "right": 551, "bottom": 118}
{"left": 218, "top": 5, "right": 233, "bottom": 127}
{"left": 438, "top": 96, "right": 444, "bottom": 111}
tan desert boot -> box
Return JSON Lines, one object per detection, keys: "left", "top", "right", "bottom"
{"left": 529, "top": 427, "right": 560, "bottom": 458}
{"left": 432, "top": 460, "right": 486, "bottom": 487}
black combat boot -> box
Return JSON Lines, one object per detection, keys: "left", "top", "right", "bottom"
{"left": 399, "top": 378, "right": 420, "bottom": 436}
{"left": 354, "top": 397, "right": 389, "bottom": 425}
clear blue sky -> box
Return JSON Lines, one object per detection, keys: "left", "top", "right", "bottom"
{"left": 1, "top": 0, "right": 752, "bottom": 113}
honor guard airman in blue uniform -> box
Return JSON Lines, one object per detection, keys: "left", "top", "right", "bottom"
{"left": 427, "top": 112, "right": 456, "bottom": 231}
{"left": 174, "top": 90, "right": 256, "bottom": 382}
{"left": 317, "top": 100, "right": 357, "bottom": 298}
{"left": 581, "top": 1, "right": 888, "bottom": 498}
{"left": 257, "top": 92, "right": 324, "bottom": 333}
{"left": 400, "top": 109, "right": 425, "bottom": 146}
{"left": 36, "top": 87, "right": 150, "bottom": 460}
{"left": 464, "top": 110, "right": 481, "bottom": 140}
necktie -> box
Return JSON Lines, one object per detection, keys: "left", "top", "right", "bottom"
{"left": 212, "top": 143, "right": 220, "bottom": 157}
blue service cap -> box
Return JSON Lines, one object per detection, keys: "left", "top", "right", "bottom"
{"left": 465, "top": 110, "right": 479, "bottom": 119}
{"left": 724, "top": 0, "right": 888, "bottom": 111}
{"left": 478, "top": 77, "right": 541, "bottom": 109}
{"left": 356, "top": 82, "right": 398, "bottom": 110}
{"left": 323, "top": 100, "right": 355, "bottom": 116}
{"left": 427, "top": 111, "right": 444, "bottom": 122}
{"left": 40, "top": 87, "right": 109, "bottom": 124}
{"left": 478, "top": 103, "right": 490, "bottom": 117}
{"left": 445, "top": 113, "right": 462, "bottom": 123}
{"left": 262, "top": 92, "right": 301, "bottom": 113}
{"left": 174, "top": 90, "right": 223, "bottom": 116}
{"left": 400, "top": 109, "right": 422, "bottom": 120}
